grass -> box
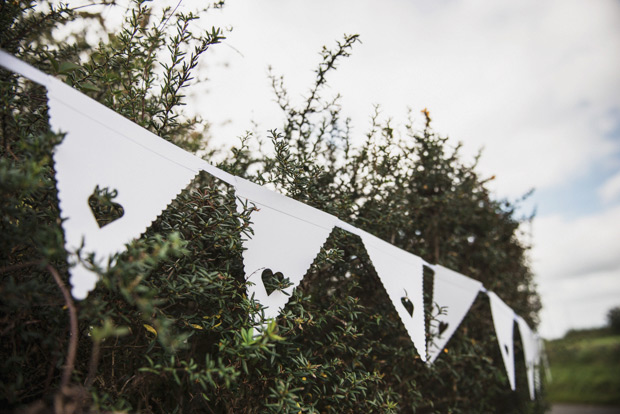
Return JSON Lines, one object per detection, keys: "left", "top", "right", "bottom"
{"left": 545, "top": 328, "right": 620, "bottom": 405}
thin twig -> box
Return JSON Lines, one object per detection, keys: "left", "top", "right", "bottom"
{"left": 84, "top": 340, "right": 100, "bottom": 388}
{"left": 47, "top": 264, "right": 78, "bottom": 389}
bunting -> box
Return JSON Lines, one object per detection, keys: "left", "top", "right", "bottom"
{"left": 0, "top": 50, "right": 545, "bottom": 395}
{"left": 516, "top": 316, "right": 538, "bottom": 400}
{"left": 0, "top": 51, "right": 234, "bottom": 299}
{"left": 427, "top": 265, "right": 483, "bottom": 363}
{"left": 489, "top": 292, "right": 517, "bottom": 390}
{"left": 360, "top": 232, "right": 427, "bottom": 361}
{"left": 48, "top": 77, "right": 209, "bottom": 298}
{"left": 235, "top": 178, "right": 337, "bottom": 323}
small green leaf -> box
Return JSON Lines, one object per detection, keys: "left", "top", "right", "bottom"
{"left": 46, "top": 53, "right": 59, "bottom": 73}
{"left": 58, "top": 61, "right": 81, "bottom": 74}
{"left": 80, "top": 82, "right": 101, "bottom": 92}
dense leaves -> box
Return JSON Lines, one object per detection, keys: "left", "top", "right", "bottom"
{"left": 607, "top": 306, "right": 620, "bottom": 334}
{"left": 0, "top": 1, "right": 545, "bottom": 413}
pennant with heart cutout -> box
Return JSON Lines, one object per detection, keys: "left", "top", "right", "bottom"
{"left": 359, "top": 231, "right": 426, "bottom": 361}
{"left": 488, "top": 291, "right": 516, "bottom": 390}
{"left": 47, "top": 77, "right": 234, "bottom": 300}
{"left": 235, "top": 178, "right": 338, "bottom": 324}
{"left": 427, "top": 265, "right": 483, "bottom": 364}
{"left": 516, "top": 316, "right": 538, "bottom": 400}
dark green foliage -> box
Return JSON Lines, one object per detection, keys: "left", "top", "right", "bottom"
{"left": 0, "top": 1, "right": 545, "bottom": 413}
{"left": 608, "top": 306, "right": 620, "bottom": 334}
{"left": 88, "top": 186, "right": 125, "bottom": 227}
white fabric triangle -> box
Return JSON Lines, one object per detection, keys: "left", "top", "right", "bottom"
{"left": 427, "top": 265, "right": 483, "bottom": 364}
{"left": 235, "top": 178, "right": 337, "bottom": 323}
{"left": 516, "top": 316, "right": 537, "bottom": 400}
{"left": 534, "top": 364, "right": 542, "bottom": 393}
{"left": 488, "top": 291, "right": 516, "bottom": 390}
{"left": 360, "top": 232, "right": 426, "bottom": 361}
{"left": 539, "top": 335, "right": 552, "bottom": 386}
{"left": 47, "top": 77, "right": 234, "bottom": 300}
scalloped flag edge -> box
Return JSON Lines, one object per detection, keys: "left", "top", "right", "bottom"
{"left": 516, "top": 316, "right": 537, "bottom": 400}
{"left": 427, "top": 265, "right": 483, "bottom": 364}
{"left": 489, "top": 291, "right": 516, "bottom": 390}
{"left": 235, "top": 177, "right": 338, "bottom": 324}
{"left": 47, "top": 77, "right": 229, "bottom": 299}
{"left": 360, "top": 231, "right": 427, "bottom": 361}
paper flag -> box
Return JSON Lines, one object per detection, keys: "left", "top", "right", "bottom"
{"left": 488, "top": 291, "right": 516, "bottom": 390}
{"left": 235, "top": 178, "right": 337, "bottom": 323}
{"left": 516, "top": 316, "right": 537, "bottom": 400}
{"left": 539, "top": 335, "right": 552, "bottom": 385}
{"left": 47, "top": 77, "right": 234, "bottom": 300}
{"left": 360, "top": 232, "right": 427, "bottom": 361}
{"left": 427, "top": 265, "right": 483, "bottom": 363}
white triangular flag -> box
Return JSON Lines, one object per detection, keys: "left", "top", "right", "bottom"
{"left": 516, "top": 316, "right": 537, "bottom": 400}
{"left": 427, "top": 265, "right": 483, "bottom": 363}
{"left": 360, "top": 232, "right": 426, "bottom": 361}
{"left": 47, "top": 77, "right": 233, "bottom": 300}
{"left": 235, "top": 178, "right": 337, "bottom": 323}
{"left": 488, "top": 291, "right": 516, "bottom": 390}
{"left": 539, "top": 335, "right": 552, "bottom": 385}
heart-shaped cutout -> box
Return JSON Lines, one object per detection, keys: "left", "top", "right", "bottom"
{"left": 401, "top": 297, "right": 414, "bottom": 317}
{"left": 88, "top": 185, "right": 124, "bottom": 228}
{"left": 438, "top": 321, "right": 449, "bottom": 337}
{"left": 261, "top": 269, "right": 289, "bottom": 296}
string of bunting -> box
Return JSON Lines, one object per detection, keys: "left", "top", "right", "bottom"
{"left": 0, "top": 50, "right": 545, "bottom": 398}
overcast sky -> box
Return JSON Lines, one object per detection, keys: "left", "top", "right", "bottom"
{"left": 189, "top": 0, "right": 620, "bottom": 339}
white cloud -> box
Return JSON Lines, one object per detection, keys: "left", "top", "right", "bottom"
{"left": 199, "top": 0, "right": 620, "bottom": 201}
{"left": 533, "top": 206, "right": 620, "bottom": 337}
{"left": 599, "top": 171, "right": 620, "bottom": 204}
{"left": 538, "top": 269, "right": 620, "bottom": 338}
{"left": 533, "top": 206, "right": 620, "bottom": 280}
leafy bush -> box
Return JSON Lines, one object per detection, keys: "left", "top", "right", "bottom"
{"left": 608, "top": 306, "right": 620, "bottom": 334}
{"left": 0, "top": 1, "right": 545, "bottom": 413}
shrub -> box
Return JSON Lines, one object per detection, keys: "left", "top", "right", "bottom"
{"left": 607, "top": 306, "right": 620, "bottom": 334}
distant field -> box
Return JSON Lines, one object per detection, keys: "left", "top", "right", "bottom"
{"left": 546, "top": 329, "right": 620, "bottom": 405}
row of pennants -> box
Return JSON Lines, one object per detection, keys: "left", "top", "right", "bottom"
{"left": 0, "top": 50, "right": 544, "bottom": 399}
